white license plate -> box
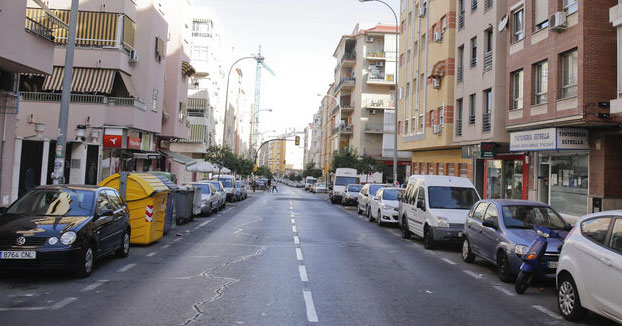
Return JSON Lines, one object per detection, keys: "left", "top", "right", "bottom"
{"left": 548, "top": 261, "right": 558, "bottom": 269}
{"left": 458, "top": 232, "right": 464, "bottom": 237}
{"left": 0, "top": 251, "right": 37, "bottom": 259}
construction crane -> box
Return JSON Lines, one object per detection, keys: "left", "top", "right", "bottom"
{"left": 249, "top": 45, "right": 275, "bottom": 154}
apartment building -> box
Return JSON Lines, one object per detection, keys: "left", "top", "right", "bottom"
{"left": 454, "top": 0, "right": 510, "bottom": 198}
{"left": 331, "top": 24, "right": 410, "bottom": 183}
{"left": 0, "top": 0, "right": 55, "bottom": 206}
{"left": 2, "top": 0, "right": 192, "bottom": 204}
{"left": 505, "top": 0, "right": 619, "bottom": 218}
{"left": 398, "top": 0, "right": 472, "bottom": 181}
{"left": 308, "top": 113, "right": 322, "bottom": 166}
{"left": 259, "top": 138, "right": 286, "bottom": 174}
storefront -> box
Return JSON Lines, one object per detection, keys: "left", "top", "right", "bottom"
{"left": 483, "top": 154, "right": 528, "bottom": 200}
{"left": 102, "top": 128, "right": 157, "bottom": 180}
{"left": 510, "top": 127, "right": 589, "bottom": 218}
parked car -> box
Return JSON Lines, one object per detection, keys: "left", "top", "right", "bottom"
{"left": 235, "top": 180, "right": 247, "bottom": 200}
{"left": 357, "top": 183, "right": 391, "bottom": 216}
{"left": 399, "top": 175, "right": 480, "bottom": 249}
{"left": 213, "top": 175, "right": 236, "bottom": 202}
{"left": 556, "top": 211, "right": 622, "bottom": 323}
{"left": 369, "top": 187, "right": 404, "bottom": 226}
{"left": 202, "top": 180, "right": 226, "bottom": 210}
{"left": 188, "top": 182, "right": 218, "bottom": 216}
{"left": 304, "top": 177, "right": 317, "bottom": 191}
{"left": 461, "top": 199, "right": 570, "bottom": 283}
{"left": 313, "top": 183, "right": 328, "bottom": 193}
{"left": 342, "top": 184, "right": 363, "bottom": 206}
{"left": 0, "top": 185, "right": 131, "bottom": 277}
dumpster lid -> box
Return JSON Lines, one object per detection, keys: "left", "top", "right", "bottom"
{"left": 99, "top": 173, "right": 169, "bottom": 201}
{"left": 150, "top": 173, "right": 179, "bottom": 190}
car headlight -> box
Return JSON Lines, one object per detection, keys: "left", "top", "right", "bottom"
{"left": 48, "top": 237, "right": 59, "bottom": 245}
{"left": 393, "top": 207, "right": 399, "bottom": 212}
{"left": 60, "top": 231, "right": 77, "bottom": 245}
{"left": 515, "top": 245, "right": 528, "bottom": 256}
{"left": 437, "top": 217, "right": 450, "bottom": 228}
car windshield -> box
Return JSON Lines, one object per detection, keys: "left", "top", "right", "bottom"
{"left": 335, "top": 176, "right": 358, "bottom": 186}
{"left": 383, "top": 189, "right": 403, "bottom": 201}
{"left": 6, "top": 189, "right": 95, "bottom": 216}
{"left": 207, "top": 182, "right": 222, "bottom": 191}
{"left": 195, "top": 184, "right": 211, "bottom": 195}
{"left": 348, "top": 185, "right": 362, "bottom": 192}
{"left": 502, "top": 205, "right": 567, "bottom": 230}
{"left": 369, "top": 184, "right": 388, "bottom": 196}
{"left": 428, "top": 186, "right": 479, "bottom": 210}
{"left": 307, "top": 178, "right": 316, "bottom": 184}
{"left": 218, "top": 178, "right": 233, "bottom": 187}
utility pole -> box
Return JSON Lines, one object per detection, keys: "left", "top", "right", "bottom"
{"left": 52, "top": 0, "right": 79, "bottom": 184}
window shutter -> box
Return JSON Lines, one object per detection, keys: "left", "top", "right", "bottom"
{"left": 534, "top": 0, "right": 548, "bottom": 26}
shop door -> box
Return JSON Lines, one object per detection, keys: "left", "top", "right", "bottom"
{"left": 538, "top": 163, "right": 550, "bottom": 204}
{"left": 19, "top": 140, "right": 43, "bottom": 196}
{"left": 502, "top": 160, "right": 524, "bottom": 199}
{"left": 85, "top": 145, "right": 99, "bottom": 185}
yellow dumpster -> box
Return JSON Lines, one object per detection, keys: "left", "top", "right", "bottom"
{"left": 99, "top": 173, "right": 170, "bottom": 245}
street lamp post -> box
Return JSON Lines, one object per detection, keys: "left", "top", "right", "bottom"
{"left": 358, "top": 0, "right": 399, "bottom": 185}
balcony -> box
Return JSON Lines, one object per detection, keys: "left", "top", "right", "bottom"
{"left": 332, "top": 124, "right": 353, "bottom": 136}
{"left": 366, "top": 50, "right": 386, "bottom": 60}
{"left": 333, "top": 77, "right": 355, "bottom": 94}
{"left": 341, "top": 52, "right": 356, "bottom": 66}
{"left": 362, "top": 98, "right": 394, "bottom": 110}
{"left": 25, "top": 17, "right": 54, "bottom": 42}
{"left": 458, "top": 11, "right": 465, "bottom": 30}
{"left": 21, "top": 92, "right": 146, "bottom": 111}
{"left": 0, "top": 92, "right": 19, "bottom": 114}
{"left": 364, "top": 123, "right": 392, "bottom": 134}
{"left": 483, "top": 51, "right": 493, "bottom": 72}
{"left": 366, "top": 74, "right": 394, "bottom": 85}
{"left": 482, "top": 111, "right": 491, "bottom": 133}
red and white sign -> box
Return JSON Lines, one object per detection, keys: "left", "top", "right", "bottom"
{"left": 145, "top": 205, "right": 154, "bottom": 222}
{"left": 104, "top": 128, "right": 123, "bottom": 148}
{"left": 127, "top": 137, "right": 141, "bottom": 149}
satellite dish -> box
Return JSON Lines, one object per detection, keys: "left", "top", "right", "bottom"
{"left": 498, "top": 15, "right": 509, "bottom": 32}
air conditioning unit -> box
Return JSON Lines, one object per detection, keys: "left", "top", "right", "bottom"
{"left": 432, "top": 78, "right": 441, "bottom": 89}
{"left": 432, "top": 124, "right": 442, "bottom": 134}
{"left": 128, "top": 49, "right": 139, "bottom": 63}
{"left": 433, "top": 32, "right": 443, "bottom": 43}
{"left": 550, "top": 12, "right": 567, "bottom": 32}
{"left": 366, "top": 36, "right": 374, "bottom": 43}
{"left": 369, "top": 109, "right": 377, "bottom": 115}
{"left": 418, "top": 5, "right": 426, "bottom": 17}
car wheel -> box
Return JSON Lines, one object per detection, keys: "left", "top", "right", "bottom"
{"left": 206, "top": 204, "right": 212, "bottom": 216}
{"left": 357, "top": 205, "right": 362, "bottom": 215}
{"left": 497, "top": 252, "right": 514, "bottom": 283}
{"left": 462, "top": 238, "right": 475, "bottom": 263}
{"left": 557, "top": 275, "right": 587, "bottom": 321}
{"left": 367, "top": 208, "right": 374, "bottom": 222}
{"left": 115, "top": 230, "right": 130, "bottom": 258}
{"left": 423, "top": 225, "right": 435, "bottom": 250}
{"left": 377, "top": 211, "right": 383, "bottom": 226}
{"left": 401, "top": 217, "right": 411, "bottom": 239}
{"left": 75, "top": 244, "right": 94, "bottom": 278}
{"left": 515, "top": 271, "right": 532, "bottom": 294}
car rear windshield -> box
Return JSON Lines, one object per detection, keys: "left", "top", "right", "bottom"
{"left": 218, "top": 178, "right": 233, "bottom": 187}
{"left": 428, "top": 186, "right": 479, "bottom": 210}
{"left": 208, "top": 182, "right": 222, "bottom": 191}
{"left": 195, "top": 184, "right": 211, "bottom": 195}
{"left": 335, "top": 177, "right": 358, "bottom": 186}
{"left": 306, "top": 178, "right": 316, "bottom": 184}
{"left": 7, "top": 189, "right": 95, "bottom": 216}
{"left": 348, "top": 185, "right": 362, "bottom": 192}
{"left": 383, "top": 189, "right": 403, "bottom": 201}
{"left": 502, "top": 206, "right": 567, "bottom": 230}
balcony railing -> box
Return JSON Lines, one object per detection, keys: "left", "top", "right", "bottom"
{"left": 188, "top": 108, "right": 207, "bottom": 117}
{"left": 457, "top": 66, "right": 464, "bottom": 82}
{"left": 470, "top": 56, "right": 477, "bottom": 68}
{"left": 471, "top": 0, "right": 478, "bottom": 12}
{"left": 485, "top": 0, "right": 493, "bottom": 11}
{"left": 366, "top": 50, "right": 386, "bottom": 59}
{"left": 364, "top": 98, "right": 394, "bottom": 108}
{"left": 333, "top": 77, "right": 355, "bottom": 94}
{"left": 0, "top": 92, "right": 19, "bottom": 115}
{"left": 458, "top": 11, "right": 465, "bottom": 30}
{"left": 332, "top": 124, "right": 353, "bottom": 135}
{"left": 483, "top": 51, "right": 493, "bottom": 72}
{"left": 455, "top": 116, "right": 463, "bottom": 136}
{"left": 21, "top": 92, "right": 146, "bottom": 111}
{"left": 482, "top": 111, "right": 491, "bottom": 133}
{"left": 25, "top": 17, "right": 54, "bottom": 42}
{"left": 364, "top": 123, "right": 390, "bottom": 133}
{"left": 340, "top": 52, "right": 356, "bottom": 64}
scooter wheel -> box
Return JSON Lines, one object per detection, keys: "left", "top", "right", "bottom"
{"left": 515, "top": 271, "right": 532, "bottom": 294}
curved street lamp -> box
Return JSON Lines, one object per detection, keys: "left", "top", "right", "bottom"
{"left": 358, "top": 0, "right": 399, "bottom": 185}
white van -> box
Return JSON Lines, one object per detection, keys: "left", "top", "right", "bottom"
{"left": 399, "top": 175, "right": 480, "bottom": 249}
{"left": 330, "top": 168, "right": 360, "bottom": 204}
{"left": 304, "top": 177, "right": 317, "bottom": 191}
{"left": 213, "top": 175, "right": 236, "bottom": 202}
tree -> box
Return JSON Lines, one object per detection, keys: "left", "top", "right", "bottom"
{"left": 302, "top": 162, "right": 323, "bottom": 179}
{"left": 358, "top": 155, "right": 383, "bottom": 183}
{"left": 330, "top": 147, "right": 360, "bottom": 173}
{"left": 237, "top": 158, "right": 255, "bottom": 178}
{"left": 256, "top": 166, "right": 273, "bottom": 179}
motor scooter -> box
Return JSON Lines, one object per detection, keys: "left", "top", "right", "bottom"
{"left": 515, "top": 226, "right": 562, "bottom": 294}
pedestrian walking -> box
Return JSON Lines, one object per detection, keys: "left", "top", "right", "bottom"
{"left": 272, "top": 179, "right": 278, "bottom": 193}
{"left": 266, "top": 178, "right": 271, "bottom": 192}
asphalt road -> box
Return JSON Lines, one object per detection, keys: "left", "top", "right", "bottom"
{"left": 0, "top": 186, "right": 618, "bottom": 326}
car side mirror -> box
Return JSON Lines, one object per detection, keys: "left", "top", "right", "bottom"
{"left": 483, "top": 219, "right": 497, "bottom": 229}
{"left": 564, "top": 223, "right": 573, "bottom": 231}
{"left": 97, "top": 209, "right": 114, "bottom": 218}
{"left": 416, "top": 199, "right": 425, "bottom": 210}
{"left": 364, "top": 193, "right": 369, "bottom": 197}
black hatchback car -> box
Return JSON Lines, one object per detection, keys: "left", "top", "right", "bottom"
{"left": 0, "top": 185, "right": 131, "bottom": 277}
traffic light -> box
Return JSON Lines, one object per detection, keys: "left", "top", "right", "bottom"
{"left": 295, "top": 136, "right": 300, "bottom": 146}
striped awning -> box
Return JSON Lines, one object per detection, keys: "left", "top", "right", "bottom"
{"left": 189, "top": 124, "right": 207, "bottom": 143}
{"left": 182, "top": 61, "right": 196, "bottom": 77}
{"left": 42, "top": 66, "right": 116, "bottom": 93}
{"left": 119, "top": 71, "right": 137, "bottom": 97}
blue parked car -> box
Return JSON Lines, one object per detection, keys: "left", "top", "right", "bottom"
{"left": 461, "top": 199, "right": 571, "bottom": 283}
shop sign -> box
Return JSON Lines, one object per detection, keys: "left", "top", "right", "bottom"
{"left": 103, "top": 128, "right": 123, "bottom": 148}
{"left": 126, "top": 130, "right": 141, "bottom": 150}
{"left": 510, "top": 128, "right": 588, "bottom": 151}
{"left": 480, "top": 142, "right": 497, "bottom": 158}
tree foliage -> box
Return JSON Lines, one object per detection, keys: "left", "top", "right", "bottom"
{"left": 302, "top": 162, "right": 323, "bottom": 179}
{"left": 330, "top": 147, "right": 360, "bottom": 173}
{"left": 204, "top": 145, "right": 256, "bottom": 178}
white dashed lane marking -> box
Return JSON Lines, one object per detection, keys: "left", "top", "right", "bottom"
{"left": 463, "top": 270, "right": 484, "bottom": 279}
{"left": 441, "top": 258, "right": 457, "bottom": 265}
{"left": 493, "top": 285, "right": 516, "bottom": 296}
{"left": 292, "top": 226, "right": 297, "bottom": 233}
{"left": 117, "top": 263, "right": 137, "bottom": 273}
{"left": 0, "top": 297, "right": 78, "bottom": 311}
{"left": 532, "top": 305, "right": 563, "bottom": 320}
{"left": 80, "top": 280, "right": 109, "bottom": 292}
{"left": 303, "top": 291, "right": 319, "bottom": 323}
{"left": 146, "top": 252, "right": 157, "bottom": 257}
{"left": 296, "top": 248, "right": 304, "bottom": 261}
{"left": 199, "top": 220, "right": 211, "bottom": 227}
{"left": 294, "top": 236, "right": 300, "bottom": 245}
{"left": 162, "top": 244, "right": 171, "bottom": 249}
{"left": 291, "top": 218, "right": 296, "bottom": 224}
{"left": 298, "top": 266, "right": 309, "bottom": 282}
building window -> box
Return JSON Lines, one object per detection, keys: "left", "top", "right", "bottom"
{"left": 448, "top": 163, "right": 455, "bottom": 176}
{"left": 512, "top": 7, "right": 524, "bottom": 42}
{"left": 483, "top": 89, "right": 492, "bottom": 133}
{"left": 456, "top": 98, "right": 463, "bottom": 136}
{"left": 191, "top": 45, "right": 209, "bottom": 62}
{"left": 470, "top": 37, "right": 477, "bottom": 67}
{"left": 192, "top": 21, "right": 212, "bottom": 37}
{"left": 471, "top": 0, "right": 478, "bottom": 12}
{"left": 438, "top": 107, "right": 444, "bottom": 126}
{"left": 421, "top": 34, "right": 426, "bottom": 51}
{"left": 511, "top": 69, "right": 524, "bottom": 110}
{"left": 561, "top": 49, "right": 578, "bottom": 98}
{"left": 469, "top": 94, "right": 476, "bottom": 124}
{"left": 419, "top": 114, "right": 424, "bottom": 130}
{"left": 457, "top": 45, "right": 464, "bottom": 82}
{"left": 483, "top": 28, "right": 493, "bottom": 71}
{"left": 534, "top": 61, "right": 548, "bottom": 104}
{"left": 152, "top": 89, "right": 158, "bottom": 112}
{"left": 430, "top": 110, "right": 435, "bottom": 126}
{"left": 564, "top": 0, "right": 578, "bottom": 15}
{"left": 534, "top": 0, "right": 549, "bottom": 31}
{"left": 458, "top": 0, "right": 465, "bottom": 30}
{"left": 438, "top": 163, "right": 445, "bottom": 175}
{"left": 459, "top": 163, "right": 469, "bottom": 178}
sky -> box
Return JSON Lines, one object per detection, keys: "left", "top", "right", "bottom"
{"left": 196, "top": 0, "right": 400, "bottom": 168}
